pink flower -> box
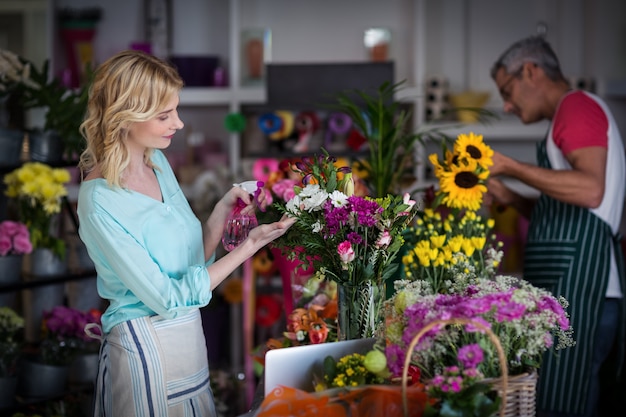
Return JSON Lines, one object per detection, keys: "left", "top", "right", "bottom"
{"left": 12, "top": 234, "right": 33, "bottom": 254}
{"left": 0, "top": 221, "right": 20, "bottom": 236}
{"left": 0, "top": 236, "right": 11, "bottom": 256}
{"left": 0, "top": 220, "right": 33, "bottom": 256}
{"left": 337, "top": 241, "right": 355, "bottom": 265}
{"left": 272, "top": 179, "right": 298, "bottom": 202}
{"left": 376, "top": 230, "right": 392, "bottom": 248}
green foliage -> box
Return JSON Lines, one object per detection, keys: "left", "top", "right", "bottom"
{"left": 331, "top": 80, "right": 496, "bottom": 198}
{"left": 331, "top": 81, "right": 448, "bottom": 198}
{"left": 16, "top": 59, "right": 93, "bottom": 161}
{"left": 424, "top": 381, "right": 501, "bottom": 417}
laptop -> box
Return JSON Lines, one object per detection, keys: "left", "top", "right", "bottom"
{"left": 263, "top": 337, "right": 376, "bottom": 396}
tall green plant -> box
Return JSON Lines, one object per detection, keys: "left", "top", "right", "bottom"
{"left": 332, "top": 81, "right": 490, "bottom": 198}
{"left": 333, "top": 81, "right": 415, "bottom": 198}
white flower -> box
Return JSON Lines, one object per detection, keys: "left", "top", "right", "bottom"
{"left": 285, "top": 195, "right": 302, "bottom": 215}
{"left": 312, "top": 221, "right": 323, "bottom": 233}
{"left": 298, "top": 184, "right": 321, "bottom": 198}
{"left": 301, "top": 189, "right": 328, "bottom": 212}
{"left": 329, "top": 190, "right": 348, "bottom": 207}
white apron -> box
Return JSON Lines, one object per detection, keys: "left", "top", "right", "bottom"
{"left": 93, "top": 309, "right": 217, "bottom": 417}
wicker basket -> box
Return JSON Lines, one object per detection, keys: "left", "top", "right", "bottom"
{"left": 485, "top": 370, "right": 538, "bottom": 417}
{"left": 401, "top": 318, "right": 537, "bottom": 417}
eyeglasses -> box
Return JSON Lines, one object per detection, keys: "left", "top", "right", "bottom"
{"left": 499, "top": 67, "right": 523, "bottom": 101}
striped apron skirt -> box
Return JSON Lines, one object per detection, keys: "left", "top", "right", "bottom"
{"left": 93, "top": 309, "right": 217, "bottom": 417}
{"left": 523, "top": 139, "right": 625, "bottom": 415}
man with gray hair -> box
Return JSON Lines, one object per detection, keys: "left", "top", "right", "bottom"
{"left": 487, "top": 35, "right": 625, "bottom": 417}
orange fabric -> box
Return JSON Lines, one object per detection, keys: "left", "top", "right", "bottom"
{"left": 256, "top": 385, "right": 432, "bottom": 417}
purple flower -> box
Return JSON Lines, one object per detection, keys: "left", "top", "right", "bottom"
{"left": 457, "top": 344, "right": 484, "bottom": 369}
{"left": 348, "top": 196, "right": 382, "bottom": 227}
{"left": 347, "top": 232, "right": 362, "bottom": 245}
{"left": 493, "top": 300, "right": 526, "bottom": 323}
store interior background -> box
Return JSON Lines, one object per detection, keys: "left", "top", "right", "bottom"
{"left": 2, "top": 0, "right": 626, "bottom": 415}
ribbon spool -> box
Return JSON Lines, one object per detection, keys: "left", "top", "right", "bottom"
{"left": 324, "top": 112, "right": 352, "bottom": 149}
{"left": 224, "top": 112, "right": 247, "bottom": 133}
{"left": 293, "top": 111, "right": 320, "bottom": 153}
{"left": 270, "top": 111, "right": 294, "bottom": 141}
{"left": 258, "top": 112, "right": 283, "bottom": 137}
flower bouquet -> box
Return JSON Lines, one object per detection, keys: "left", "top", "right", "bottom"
{"left": 0, "top": 306, "right": 24, "bottom": 377}
{"left": 271, "top": 149, "right": 419, "bottom": 340}
{"left": 4, "top": 162, "right": 71, "bottom": 259}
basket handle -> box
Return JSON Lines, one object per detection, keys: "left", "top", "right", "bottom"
{"left": 401, "top": 318, "right": 508, "bottom": 417}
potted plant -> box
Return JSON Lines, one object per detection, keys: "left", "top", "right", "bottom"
{"left": 17, "top": 305, "right": 101, "bottom": 399}
{"left": 0, "top": 50, "right": 32, "bottom": 165}
{"left": 331, "top": 81, "right": 494, "bottom": 198}
{"left": 3, "top": 161, "right": 71, "bottom": 262}
{"left": 0, "top": 306, "right": 24, "bottom": 408}
{"left": 0, "top": 220, "right": 33, "bottom": 308}
{"left": 0, "top": 48, "right": 92, "bottom": 163}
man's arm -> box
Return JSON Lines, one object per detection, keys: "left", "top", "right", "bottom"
{"left": 489, "top": 146, "right": 606, "bottom": 209}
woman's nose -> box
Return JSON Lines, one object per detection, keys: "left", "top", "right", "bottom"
{"left": 175, "top": 114, "right": 184, "bottom": 130}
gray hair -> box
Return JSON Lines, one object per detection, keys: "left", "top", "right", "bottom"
{"left": 490, "top": 36, "right": 565, "bottom": 82}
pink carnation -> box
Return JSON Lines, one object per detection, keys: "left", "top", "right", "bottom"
{"left": 337, "top": 241, "right": 355, "bottom": 264}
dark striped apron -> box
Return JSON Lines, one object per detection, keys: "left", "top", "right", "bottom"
{"left": 524, "top": 139, "right": 624, "bottom": 414}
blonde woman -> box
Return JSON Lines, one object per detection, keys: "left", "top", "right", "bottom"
{"left": 77, "top": 50, "right": 295, "bottom": 416}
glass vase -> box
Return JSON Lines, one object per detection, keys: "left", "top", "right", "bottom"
{"left": 337, "top": 281, "right": 385, "bottom": 341}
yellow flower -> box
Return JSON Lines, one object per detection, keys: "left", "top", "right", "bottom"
{"left": 439, "top": 158, "right": 488, "bottom": 211}
{"left": 454, "top": 132, "right": 494, "bottom": 169}
{"left": 3, "top": 162, "right": 70, "bottom": 258}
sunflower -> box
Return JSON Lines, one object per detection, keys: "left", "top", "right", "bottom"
{"left": 454, "top": 132, "right": 494, "bottom": 169}
{"left": 438, "top": 158, "right": 488, "bottom": 211}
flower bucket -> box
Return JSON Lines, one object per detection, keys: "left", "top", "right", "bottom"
{"left": 69, "top": 353, "right": 99, "bottom": 386}
{"left": 16, "top": 356, "right": 69, "bottom": 399}
{"left": 21, "top": 248, "right": 67, "bottom": 342}
{"left": 0, "top": 127, "right": 23, "bottom": 167}
{"left": 27, "top": 129, "right": 65, "bottom": 165}
{"left": 0, "top": 254, "right": 23, "bottom": 309}
{"left": 0, "top": 376, "right": 17, "bottom": 409}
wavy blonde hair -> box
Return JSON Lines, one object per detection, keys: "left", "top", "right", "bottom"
{"left": 78, "top": 50, "right": 183, "bottom": 188}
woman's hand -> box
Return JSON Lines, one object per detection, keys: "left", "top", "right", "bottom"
{"left": 222, "top": 184, "right": 268, "bottom": 215}
{"left": 246, "top": 215, "right": 296, "bottom": 248}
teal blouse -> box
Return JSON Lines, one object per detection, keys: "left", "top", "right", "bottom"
{"left": 77, "top": 150, "right": 214, "bottom": 334}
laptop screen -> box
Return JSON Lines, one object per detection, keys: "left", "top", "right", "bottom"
{"left": 264, "top": 338, "right": 376, "bottom": 396}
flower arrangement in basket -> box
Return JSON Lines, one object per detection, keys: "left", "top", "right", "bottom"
{"left": 271, "top": 149, "right": 420, "bottom": 340}
{"left": 3, "top": 162, "right": 71, "bottom": 259}
{"left": 39, "top": 306, "right": 102, "bottom": 366}
{"left": 0, "top": 220, "right": 33, "bottom": 256}
{"left": 0, "top": 306, "right": 24, "bottom": 377}
{"left": 373, "top": 132, "right": 576, "bottom": 416}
